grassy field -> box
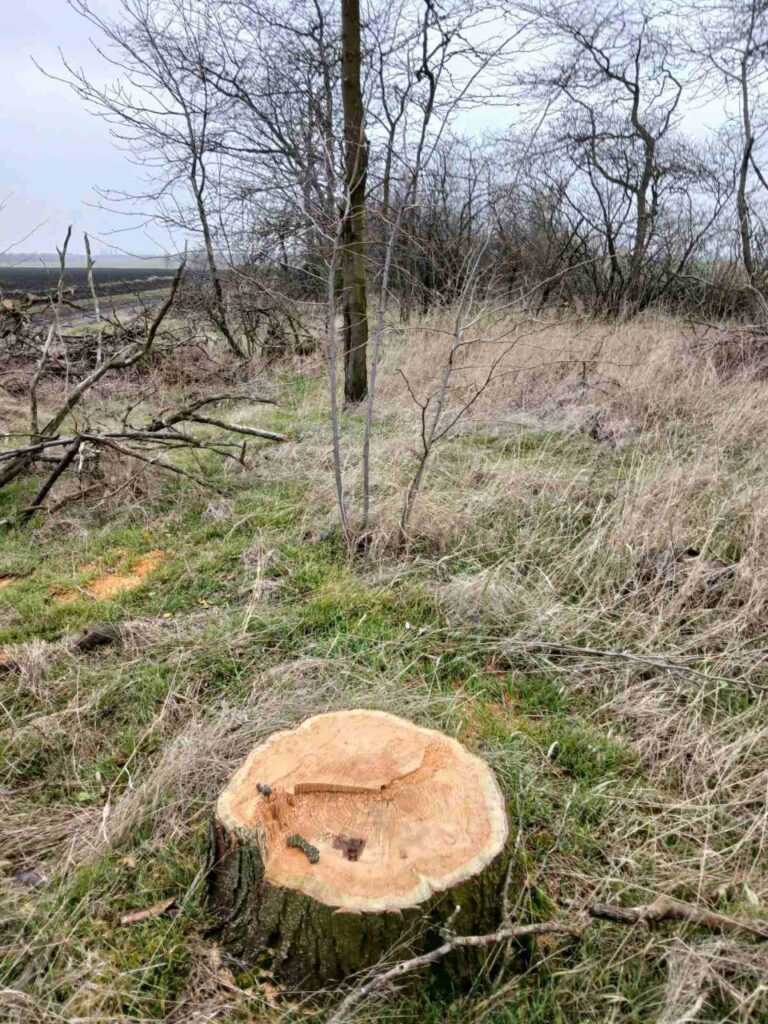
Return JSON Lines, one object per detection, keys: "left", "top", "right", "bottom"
{"left": 1, "top": 311, "right": 767, "bottom": 1023}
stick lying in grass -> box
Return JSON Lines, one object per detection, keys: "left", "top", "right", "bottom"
{"left": 499, "top": 639, "right": 746, "bottom": 688}
{"left": 119, "top": 897, "right": 178, "bottom": 926}
{"left": 326, "top": 920, "right": 587, "bottom": 1024}
{"left": 590, "top": 895, "right": 768, "bottom": 939}
{"left": 327, "top": 896, "right": 768, "bottom": 1023}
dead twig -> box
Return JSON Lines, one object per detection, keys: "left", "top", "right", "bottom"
{"left": 184, "top": 415, "right": 287, "bottom": 442}
{"left": 119, "top": 897, "right": 179, "bottom": 926}
{"left": 590, "top": 896, "right": 768, "bottom": 939}
{"left": 18, "top": 439, "right": 81, "bottom": 525}
{"left": 326, "top": 920, "right": 586, "bottom": 1023}
{"left": 498, "top": 639, "right": 748, "bottom": 689}
{"left": 327, "top": 895, "right": 768, "bottom": 1023}
{"left": 83, "top": 232, "right": 103, "bottom": 366}
{"left": 88, "top": 436, "right": 229, "bottom": 494}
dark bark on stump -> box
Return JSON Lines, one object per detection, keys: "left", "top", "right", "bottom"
{"left": 206, "top": 820, "right": 511, "bottom": 991}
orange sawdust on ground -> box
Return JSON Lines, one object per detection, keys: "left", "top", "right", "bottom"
{"left": 53, "top": 550, "right": 165, "bottom": 603}
{"left": 0, "top": 578, "right": 16, "bottom": 590}
{"left": 85, "top": 550, "right": 165, "bottom": 599}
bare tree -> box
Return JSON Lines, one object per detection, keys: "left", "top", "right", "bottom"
{"left": 54, "top": 0, "right": 244, "bottom": 355}
{"left": 514, "top": 0, "right": 685, "bottom": 311}
{"left": 686, "top": 0, "right": 768, "bottom": 300}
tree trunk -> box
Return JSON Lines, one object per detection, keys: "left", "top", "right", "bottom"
{"left": 189, "top": 162, "right": 243, "bottom": 358}
{"left": 340, "top": 0, "right": 369, "bottom": 405}
{"left": 738, "top": 56, "right": 757, "bottom": 293}
{"left": 626, "top": 129, "right": 655, "bottom": 311}
{"left": 206, "top": 710, "right": 509, "bottom": 990}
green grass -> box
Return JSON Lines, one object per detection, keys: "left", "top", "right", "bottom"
{"left": 1, "top": 369, "right": 766, "bottom": 1024}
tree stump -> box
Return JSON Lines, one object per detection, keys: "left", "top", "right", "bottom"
{"left": 207, "top": 709, "right": 509, "bottom": 990}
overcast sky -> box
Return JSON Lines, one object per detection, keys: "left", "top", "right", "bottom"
{"left": 0, "top": 0, "right": 176, "bottom": 256}
{"left": 2, "top": 1, "right": 729, "bottom": 258}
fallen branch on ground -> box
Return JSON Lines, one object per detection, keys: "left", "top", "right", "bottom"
{"left": 499, "top": 639, "right": 748, "bottom": 689}
{"left": 119, "top": 897, "right": 179, "bottom": 926}
{"left": 0, "top": 260, "right": 186, "bottom": 492}
{"left": 1, "top": 401, "right": 289, "bottom": 525}
{"left": 326, "top": 895, "right": 768, "bottom": 1023}
{"left": 326, "top": 920, "right": 586, "bottom": 1024}
{"left": 590, "top": 895, "right": 768, "bottom": 939}
{"left": 1, "top": 245, "right": 291, "bottom": 525}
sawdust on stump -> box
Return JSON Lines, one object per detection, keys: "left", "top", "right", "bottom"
{"left": 208, "top": 709, "right": 509, "bottom": 989}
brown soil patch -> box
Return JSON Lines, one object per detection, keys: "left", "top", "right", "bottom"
{"left": 0, "top": 577, "right": 16, "bottom": 590}
{"left": 53, "top": 550, "right": 165, "bottom": 603}
{"left": 85, "top": 550, "right": 165, "bottom": 599}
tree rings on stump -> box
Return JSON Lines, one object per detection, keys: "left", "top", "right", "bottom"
{"left": 207, "top": 709, "right": 509, "bottom": 989}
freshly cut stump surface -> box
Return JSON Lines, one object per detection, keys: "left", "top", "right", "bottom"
{"left": 208, "top": 709, "right": 509, "bottom": 989}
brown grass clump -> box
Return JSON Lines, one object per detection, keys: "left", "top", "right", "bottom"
{"left": 0, "top": 639, "right": 54, "bottom": 697}
{"left": 688, "top": 326, "right": 768, "bottom": 383}
{"left": 660, "top": 939, "right": 768, "bottom": 1023}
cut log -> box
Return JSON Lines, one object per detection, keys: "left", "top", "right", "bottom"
{"left": 207, "top": 709, "right": 509, "bottom": 990}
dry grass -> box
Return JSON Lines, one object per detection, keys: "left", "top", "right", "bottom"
{"left": 2, "top": 307, "right": 768, "bottom": 1023}
{"left": 90, "top": 656, "right": 462, "bottom": 859}
{"left": 659, "top": 939, "right": 768, "bottom": 1024}
{"left": 368, "top": 309, "right": 767, "bottom": 1019}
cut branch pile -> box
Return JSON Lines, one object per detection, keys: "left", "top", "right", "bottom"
{"left": 0, "top": 235, "right": 291, "bottom": 527}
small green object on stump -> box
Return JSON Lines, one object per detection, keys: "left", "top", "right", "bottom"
{"left": 287, "top": 833, "right": 320, "bottom": 863}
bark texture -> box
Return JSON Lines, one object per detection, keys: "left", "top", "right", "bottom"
{"left": 340, "top": 0, "right": 369, "bottom": 405}
{"left": 207, "top": 821, "right": 510, "bottom": 990}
